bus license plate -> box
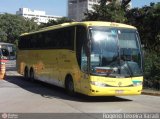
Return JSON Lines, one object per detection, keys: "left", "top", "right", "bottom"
{"left": 116, "top": 90, "right": 124, "bottom": 94}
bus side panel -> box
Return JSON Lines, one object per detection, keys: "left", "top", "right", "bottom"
{"left": 17, "top": 49, "right": 83, "bottom": 91}
{"left": 58, "top": 50, "right": 82, "bottom": 92}
{"left": 17, "top": 50, "right": 59, "bottom": 84}
{"left": 17, "top": 50, "right": 28, "bottom": 75}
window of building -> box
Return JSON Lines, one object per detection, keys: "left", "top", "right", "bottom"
{"left": 79, "top": 0, "right": 87, "bottom": 2}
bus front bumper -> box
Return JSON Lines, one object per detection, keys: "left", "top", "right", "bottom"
{"left": 84, "top": 86, "right": 143, "bottom": 96}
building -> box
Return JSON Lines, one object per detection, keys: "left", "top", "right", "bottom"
{"left": 68, "top": 0, "right": 132, "bottom": 21}
{"left": 68, "top": 0, "right": 99, "bottom": 21}
{"left": 16, "top": 8, "right": 62, "bottom": 24}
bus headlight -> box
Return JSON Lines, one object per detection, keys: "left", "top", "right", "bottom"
{"left": 90, "top": 81, "right": 106, "bottom": 87}
{"left": 133, "top": 81, "right": 143, "bottom": 86}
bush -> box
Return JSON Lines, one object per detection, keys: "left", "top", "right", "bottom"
{"left": 144, "top": 51, "right": 160, "bottom": 90}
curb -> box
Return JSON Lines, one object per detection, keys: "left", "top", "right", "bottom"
{"left": 142, "top": 90, "right": 160, "bottom": 96}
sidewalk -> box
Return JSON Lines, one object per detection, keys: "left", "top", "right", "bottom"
{"left": 142, "top": 89, "right": 160, "bottom": 96}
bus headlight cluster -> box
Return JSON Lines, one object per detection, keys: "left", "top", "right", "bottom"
{"left": 133, "top": 81, "right": 142, "bottom": 86}
{"left": 90, "top": 81, "right": 106, "bottom": 87}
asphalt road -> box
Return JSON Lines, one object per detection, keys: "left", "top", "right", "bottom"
{"left": 0, "top": 70, "right": 160, "bottom": 119}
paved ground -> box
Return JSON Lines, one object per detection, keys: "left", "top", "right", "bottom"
{"left": 0, "top": 70, "right": 160, "bottom": 119}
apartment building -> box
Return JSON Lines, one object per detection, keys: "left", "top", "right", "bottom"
{"left": 16, "top": 8, "right": 61, "bottom": 24}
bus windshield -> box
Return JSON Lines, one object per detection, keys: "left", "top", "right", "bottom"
{"left": 0, "top": 43, "right": 16, "bottom": 60}
{"left": 89, "top": 27, "right": 143, "bottom": 77}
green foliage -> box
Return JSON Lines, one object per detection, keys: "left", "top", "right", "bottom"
{"left": 145, "top": 52, "right": 160, "bottom": 80}
{"left": 84, "top": 0, "right": 127, "bottom": 23}
{"left": 0, "top": 13, "right": 38, "bottom": 44}
{"left": 126, "top": 2, "right": 160, "bottom": 52}
{"left": 144, "top": 51, "right": 160, "bottom": 90}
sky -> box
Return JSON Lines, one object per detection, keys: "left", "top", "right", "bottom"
{"left": 0, "top": 0, "right": 159, "bottom": 17}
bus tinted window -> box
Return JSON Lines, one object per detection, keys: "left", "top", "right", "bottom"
{"left": 19, "top": 36, "right": 30, "bottom": 49}
{"left": 30, "top": 35, "right": 37, "bottom": 48}
{"left": 44, "top": 31, "right": 53, "bottom": 48}
{"left": 19, "top": 26, "right": 75, "bottom": 50}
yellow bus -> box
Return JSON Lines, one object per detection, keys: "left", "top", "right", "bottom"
{"left": 17, "top": 21, "right": 143, "bottom": 96}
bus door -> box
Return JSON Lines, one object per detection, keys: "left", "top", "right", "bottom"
{"left": 80, "top": 45, "right": 90, "bottom": 92}
{"left": 76, "top": 25, "right": 90, "bottom": 91}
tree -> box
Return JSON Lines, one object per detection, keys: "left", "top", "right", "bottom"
{"left": 126, "top": 2, "right": 160, "bottom": 52}
{"left": 0, "top": 13, "right": 38, "bottom": 44}
{"left": 84, "top": 0, "right": 127, "bottom": 23}
{"left": 121, "top": 0, "right": 131, "bottom": 11}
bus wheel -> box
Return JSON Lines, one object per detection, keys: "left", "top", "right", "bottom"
{"left": 24, "top": 67, "right": 29, "bottom": 80}
{"left": 65, "top": 76, "right": 75, "bottom": 96}
{"left": 30, "top": 68, "right": 35, "bottom": 82}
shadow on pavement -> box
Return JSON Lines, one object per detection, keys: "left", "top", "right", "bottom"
{"left": 5, "top": 75, "right": 132, "bottom": 102}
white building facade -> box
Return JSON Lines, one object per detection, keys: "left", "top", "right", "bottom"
{"left": 68, "top": 0, "right": 131, "bottom": 21}
{"left": 68, "top": 0, "right": 100, "bottom": 21}
{"left": 16, "top": 8, "right": 62, "bottom": 24}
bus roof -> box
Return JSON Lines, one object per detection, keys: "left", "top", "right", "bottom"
{"left": 21, "top": 21, "right": 137, "bottom": 36}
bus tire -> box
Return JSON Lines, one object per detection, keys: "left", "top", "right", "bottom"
{"left": 30, "top": 68, "right": 35, "bottom": 82}
{"left": 24, "top": 67, "right": 29, "bottom": 80}
{"left": 65, "top": 75, "right": 75, "bottom": 96}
